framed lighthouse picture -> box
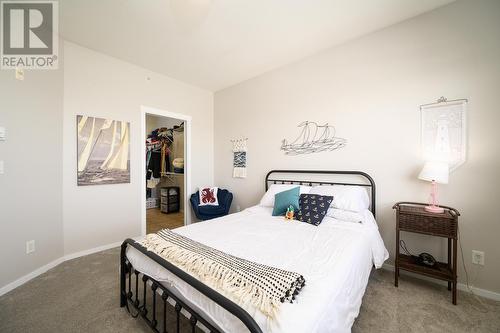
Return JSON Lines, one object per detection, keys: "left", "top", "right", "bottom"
{"left": 77, "top": 115, "right": 130, "bottom": 186}
{"left": 420, "top": 97, "right": 467, "bottom": 172}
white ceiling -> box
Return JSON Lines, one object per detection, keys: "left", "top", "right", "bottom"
{"left": 60, "top": 0, "right": 454, "bottom": 91}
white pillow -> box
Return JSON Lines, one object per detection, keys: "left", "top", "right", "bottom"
{"left": 199, "top": 186, "right": 219, "bottom": 206}
{"left": 259, "top": 184, "right": 312, "bottom": 207}
{"left": 327, "top": 208, "right": 364, "bottom": 223}
{"left": 309, "top": 185, "right": 369, "bottom": 212}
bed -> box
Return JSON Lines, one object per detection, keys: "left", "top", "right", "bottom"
{"left": 120, "top": 170, "right": 388, "bottom": 333}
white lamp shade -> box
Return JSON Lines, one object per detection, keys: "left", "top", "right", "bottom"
{"left": 418, "top": 161, "right": 449, "bottom": 184}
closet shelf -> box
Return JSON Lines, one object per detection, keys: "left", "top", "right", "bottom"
{"left": 161, "top": 172, "right": 184, "bottom": 176}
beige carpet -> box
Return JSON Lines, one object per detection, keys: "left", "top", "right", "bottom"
{"left": 0, "top": 247, "right": 499, "bottom": 333}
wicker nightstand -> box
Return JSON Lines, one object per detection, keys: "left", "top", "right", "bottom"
{"left": 393, "top": 202, "right": 460, "bottom": 305}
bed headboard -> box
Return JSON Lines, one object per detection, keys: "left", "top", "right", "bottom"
{"left": 265, "top": 170, "right": 376, "bottom": 217}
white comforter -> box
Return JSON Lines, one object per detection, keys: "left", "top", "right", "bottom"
{"left": 127, "top": 205, "right": 388, "bottom": 333}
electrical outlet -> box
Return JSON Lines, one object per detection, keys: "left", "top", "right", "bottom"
{"left": 15, "top": 68, "right": 24, "bottom": 81}
{"left": 26, "top": 240, "right": 35, "bottom": 254}
{"left": 236, "top": 205, "right": 241, "bottom": 212}
{"left": 472, "top": 250, "right": 485, "bottom": 265}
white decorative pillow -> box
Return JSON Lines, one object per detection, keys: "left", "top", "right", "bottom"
{"left": 309, "top": 185, "right": 369, "bottom": 212}
{"left": 259, "top": 184, "right": 312, "bottom": 207}
{"left": 327, "top": 208, "right": 364, "bottom": 223}
{"left": 199, "top": 187, "right": 219, "bottom": 206}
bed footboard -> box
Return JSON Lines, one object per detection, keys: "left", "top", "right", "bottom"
{"left": 120, "top": 239, "right": 263, "bottom": 333}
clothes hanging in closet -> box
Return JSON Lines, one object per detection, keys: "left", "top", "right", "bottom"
{"left": 145, "top": 123, "right": 183, "bottom": 183}
{"left": 146, "top": 147, "right": 171, "bottom": 180}
{"left": 147, "top": 151, "right": 162, "bottom": 178}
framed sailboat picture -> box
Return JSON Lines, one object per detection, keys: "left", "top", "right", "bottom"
{"left": 77, "top": 115, "right": 130, "bottom": 186}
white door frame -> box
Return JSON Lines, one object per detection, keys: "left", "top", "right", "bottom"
{"left": 140, "top": 105, "right": 192, "bottom": 236}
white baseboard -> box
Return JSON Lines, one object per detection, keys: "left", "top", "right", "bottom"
{"left": 3, "top": 243, "right": 499, "bottom": 302}
{"left": 0, "top": 257, "right": 65, "bottom": 297}
{"left": 0, "top": 238, "right": 140, "bottom": 297}
{"left": 63, "top": 241, "right": 123, "bottom": 261}
{"left": 382, "top": 263, "right": 500, "bottom": 302}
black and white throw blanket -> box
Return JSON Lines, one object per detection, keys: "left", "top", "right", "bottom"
{"left": 140, "top": 229, "right": 306, "bottom": 318}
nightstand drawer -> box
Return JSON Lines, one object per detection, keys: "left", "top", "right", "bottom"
{"left": 399, "top": 213, "right": 456, "bottom": 238}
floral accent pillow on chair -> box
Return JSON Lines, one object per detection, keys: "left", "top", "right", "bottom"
{"left": 199, "top": 187, "right": 219, "bottom": 206}
{"left": 296, "top": 194, "right": 333, "bottom": 226}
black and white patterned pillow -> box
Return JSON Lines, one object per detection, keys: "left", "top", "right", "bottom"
{"left": 296, "top": 194, "right": 333, "bottom": 226}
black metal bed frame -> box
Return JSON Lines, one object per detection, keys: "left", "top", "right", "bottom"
{"left": 120, "top": 240, "right": 262, "bottom": 333}
{"left": 265, "top": 170, "right": 376, "bottom": 217}
{"left": 121, "top": 170, "right": 376, "bottom": 333}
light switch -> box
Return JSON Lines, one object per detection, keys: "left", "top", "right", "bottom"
{"left": 0, "top": 127, "right": 5, "bottom": 141}
{"left": 0, "top": 161, "right": 4, "bottom": 174}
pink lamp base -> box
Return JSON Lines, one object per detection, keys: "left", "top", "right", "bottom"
{"left": 424, "top": 205, "right": 445, "bottom": 214}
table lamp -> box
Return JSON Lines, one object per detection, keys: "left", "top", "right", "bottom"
{"left": 418, "top": 161, "right": 449, "bottom": 213}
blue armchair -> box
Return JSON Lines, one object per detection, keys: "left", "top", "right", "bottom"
{"left": 190, "top": 189, "right": 233, "bottom": 221}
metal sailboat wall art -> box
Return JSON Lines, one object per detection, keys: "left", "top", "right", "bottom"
{"left": 281, "top": 121, "right": 346, "bottom": 155}
{"left": 77, "top": 115, "right": 130, "bottom": 186}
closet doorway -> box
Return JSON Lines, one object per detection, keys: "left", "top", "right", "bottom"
{"left": 141, "top": 106, "right": 191, "bottom": 235}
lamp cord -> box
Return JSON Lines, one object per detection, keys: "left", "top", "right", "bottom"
{"left": 399, "top": 239, "right": 413, "bottom": 256}
{"left": 401, "top": 231, "right": 489, "bottom": 312}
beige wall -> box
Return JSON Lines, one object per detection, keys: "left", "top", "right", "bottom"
{"left": 63, "top": 41, "right": 213, "bottom": 255}
{"left": 0, "top": 46, "right": 64, "bottom": 288}
{"left": 146, "top": 114, "right": 184, "bottom": 137}
{"left": 0, "top": 41, "right": 213, "bottom": 292}
{"left": 214, "top": 0, "right": 500, "bottom": 293}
